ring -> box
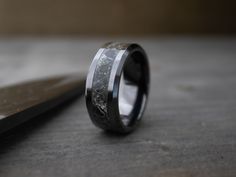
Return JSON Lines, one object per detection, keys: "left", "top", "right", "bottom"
{"left": 85, "top": 42, "right": 150, "bottom": 133}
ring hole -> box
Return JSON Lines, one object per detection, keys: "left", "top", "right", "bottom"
{"left": 118, "top": 52, "right": 145, "bottom": 126}
{"left": 118, "top": 72, "right": 138, "bottom": 125}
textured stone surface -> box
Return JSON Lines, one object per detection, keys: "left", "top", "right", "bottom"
{"left": 0, "top": 37, "right": 236, "bottom": 177}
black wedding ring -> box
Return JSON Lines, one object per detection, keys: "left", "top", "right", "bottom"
{"left": 85, "top": 42, "right": 150, "bottom": 133}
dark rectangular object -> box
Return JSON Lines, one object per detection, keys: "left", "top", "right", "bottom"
{"left": 0, "top": 75, "right": 85, "bottom": 134}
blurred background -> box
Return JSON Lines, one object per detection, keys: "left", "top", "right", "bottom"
{"left": 0, "top": 0, "right": 235, "bottom": 36}
{"left": 0, "top": 0, "right": 236, "bottom": 85}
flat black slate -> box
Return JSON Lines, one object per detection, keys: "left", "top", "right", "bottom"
{"left": 0, "top": 37, "right": 235, "bottom": 177}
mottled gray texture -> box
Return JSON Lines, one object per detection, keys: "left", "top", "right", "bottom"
{"left": 0, "top": 37, "right": 236, "bottom": 177}
{"left": 91, "top": 48, "right": 118, "bottom": 118}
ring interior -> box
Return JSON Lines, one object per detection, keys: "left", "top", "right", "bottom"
{"left": 118, "top": 51, "right": 149, "bottom": 126}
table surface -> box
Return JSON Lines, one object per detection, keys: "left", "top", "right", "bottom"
{"left": 0, "top": 37, "right": 235, "bottom": 177}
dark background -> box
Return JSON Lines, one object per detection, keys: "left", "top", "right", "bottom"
{"left": 0, "top": 0, "right": 235, "bottom": 36}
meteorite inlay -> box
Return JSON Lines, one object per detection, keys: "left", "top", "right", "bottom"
{"left": 91, "top": 47, "right": 119, "bottom": 119}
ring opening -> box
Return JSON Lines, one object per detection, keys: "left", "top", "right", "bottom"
{"left": 118, "top": 72, "right": 138, "bottom": 125}
{"left": 118, "top": 51, "right": 148, "bottom": 126}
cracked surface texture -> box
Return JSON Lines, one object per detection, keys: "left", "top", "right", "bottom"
{"left": 91, "top": 47, "right": 119, "bottom": 119}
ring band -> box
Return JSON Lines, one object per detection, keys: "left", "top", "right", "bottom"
{"left": 85, "top": 42, "right": 150, "bottom": 133}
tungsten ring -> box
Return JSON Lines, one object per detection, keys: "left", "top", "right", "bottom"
{"left": 85, "top": 42, "right": 150, "bottom": 133}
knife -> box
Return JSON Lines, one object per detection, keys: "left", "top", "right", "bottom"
{"left": 0, "top": 75, "right": 85, "bottom": 134}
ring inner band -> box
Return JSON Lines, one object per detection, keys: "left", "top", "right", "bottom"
{"left": 118, "top": 53, "right": 145, "bottom": 126}
{"left": 119, "top": 72, "right": 138, "bottom": 125}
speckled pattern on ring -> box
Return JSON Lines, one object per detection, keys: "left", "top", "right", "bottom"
{"left": 91, "top": 47, "right": 119, "bottom": 119}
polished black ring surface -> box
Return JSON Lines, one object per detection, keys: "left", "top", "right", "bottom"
{"left": 85, "top": 42, "right": 150, "bottom": 133}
